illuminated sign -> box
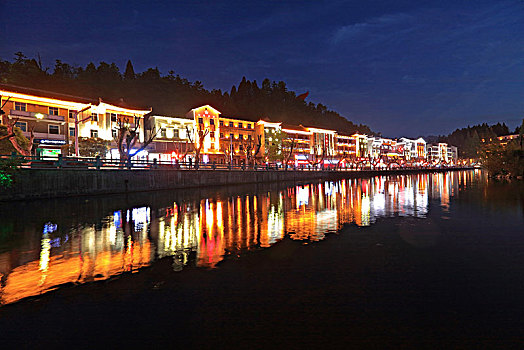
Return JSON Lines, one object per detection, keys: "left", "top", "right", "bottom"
{"left": 39, "top": 139, "right": 66, "bottom": 145}
{"left": 41, "top": 149, "right": 61, "bottom": 157}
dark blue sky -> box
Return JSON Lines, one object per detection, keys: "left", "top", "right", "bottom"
{"left": 1, "top": 0, "right": 523, "bottom": 137}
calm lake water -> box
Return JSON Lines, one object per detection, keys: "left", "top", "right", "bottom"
{"left": 0, "top": 170, "right": 522, "bottom": 306}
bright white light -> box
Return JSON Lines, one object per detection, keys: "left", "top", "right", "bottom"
{"left": 132, "top": 207, "right": 150, "bottom": 231}
{"left": 296, "top": 186, "right": 309, "bottom": 206}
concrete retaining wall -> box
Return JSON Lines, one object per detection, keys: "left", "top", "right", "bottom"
{"left": 1, "top": 167, "right": 472, "bottom": 201}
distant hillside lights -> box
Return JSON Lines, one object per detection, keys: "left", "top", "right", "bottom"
{"left": 0, "top": 84, "right": 459, "bottom": 166}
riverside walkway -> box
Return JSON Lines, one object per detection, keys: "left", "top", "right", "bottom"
{"left": 0, "top": 154, "right": 475, "bottom": 201}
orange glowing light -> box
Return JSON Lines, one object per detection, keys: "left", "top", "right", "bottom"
{"left": 0, "top": 89, "right": 91, "bottom": 110}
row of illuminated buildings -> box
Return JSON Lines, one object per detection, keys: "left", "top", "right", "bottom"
{"left": 0, "top": 84, "right": 458, "bottom": 165}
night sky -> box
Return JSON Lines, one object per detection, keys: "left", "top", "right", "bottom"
{"left": 1, "top": 0, "right": 523, "bottom": 137}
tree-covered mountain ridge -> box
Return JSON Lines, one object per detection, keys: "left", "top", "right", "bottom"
{"left": 432, "top": 121, "right": 522, "bottom": 159}
{"left": 0, "top": 53, "right": 373, "bottom": 135}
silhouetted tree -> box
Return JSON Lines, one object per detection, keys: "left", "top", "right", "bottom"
{"left": 124, "top": 60, "right": 136, "bottom": 80}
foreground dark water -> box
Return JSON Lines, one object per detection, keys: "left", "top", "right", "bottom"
{"left": 1, "top": 170, "right": 524, "bottom": 347}
{"left": 0, "top": 170, "right": 522, "bottom": 306}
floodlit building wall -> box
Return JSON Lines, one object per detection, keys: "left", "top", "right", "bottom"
{"left": 147, "top": 115, "right": 195, "bottom": 161}
{"left": 1, "top": 90, "right": 460, "bottom": 163}
{"left": 0, "top": 85, "right": 150, "bottom": 157}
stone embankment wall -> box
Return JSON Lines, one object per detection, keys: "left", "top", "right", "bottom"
{"left": 1, "top": 168, "right": 471, "bottom": 201}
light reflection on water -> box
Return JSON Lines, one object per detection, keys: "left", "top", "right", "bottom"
{"left": 0, "top": 170, "right": 488, "bottom": 305}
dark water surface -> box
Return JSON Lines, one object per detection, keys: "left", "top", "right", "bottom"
{"left": 1, "top": 170, "right": 523, "bottom": 347}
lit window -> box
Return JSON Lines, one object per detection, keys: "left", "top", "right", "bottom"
{"left": 15, "top": 102, "right": 26, "bottom": 111}
{"left": 49, "top": 125, "right": 60, "bottom": 135}
{"left": 91, "top": 129, "right": 98, "bottom": 138}
{"left": 49, "top": 107, "right": 59, "bottom": 115}
{"left": 15, "top": 121, "right": 27, "bottom": 132}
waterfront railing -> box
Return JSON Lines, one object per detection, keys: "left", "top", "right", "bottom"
{"left": 0, "top": 154, "right": 470, "bottom": 172}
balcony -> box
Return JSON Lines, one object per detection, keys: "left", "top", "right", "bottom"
{"left": 10, "top": 110, "right": 65, "bottom": 122}
{"left": 22, "top": 131, "right": 66, "bottom": 141}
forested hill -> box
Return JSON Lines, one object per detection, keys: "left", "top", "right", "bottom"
{"left": 438, "top": 122, "right": 517, "bottom": 158}
{"left": 0, "top": 53, "right": 373, "bottom": 135}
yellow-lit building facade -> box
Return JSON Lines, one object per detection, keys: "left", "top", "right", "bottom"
{"left": 257, "top": 120, "right": 282, "bottom": 158}
{"left": 354, "top": 134, "right": 370, "bottom": 158}
{"left": 1, "top": 84, "right": 91, "bottom": 156}
{"left": 186, "top": 105, "right": 221, "bottom": 161}
{"left": 185, "top": 105, "right": 261, "bottom": 164}
{"left": 281, "top": 124, "right": 313, "bottom": 166}
{"left": 218, "top": 114, "right": 261, "bottom": 164}
{"left": 0, "top": 84, "right": 150, "bottom": 156}
{"left": 1, "top": 89, "right": 459, "bottom": 165}
{"left": 336, "top": 134, "right": 357, "bottom": 158}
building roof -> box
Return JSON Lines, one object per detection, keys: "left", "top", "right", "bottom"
{"left": 281, "top": 123, "right": 309, "bottom": 132}
{"left": 0, "top": 83, "right": 151, "bottom": 112}
{"left": 188, "top": 105, "right": 222, "bottom": 115}
{"left": 151, "top": 115, "right": 193, "bottom": 121}
{"left": 336, "top": 132, "right": 354, "bottom": 138}
{"left": 0, "top": 83, "right": 96, "bottom": 104}
{"left": 498, "top": 134, "right": 519, "bottom": 140}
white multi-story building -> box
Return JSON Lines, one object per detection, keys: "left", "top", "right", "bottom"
{"left": 146, "top": 115, "right": 195, "bottom": 162}
{"left": 427, "top": 143, "right": 457, "bottom": 165}
{"left": 398, "top": 137, "right": 426, "bottom": 161}
{"left": 447, "top": 145, "right": 458, "bottom": 164}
